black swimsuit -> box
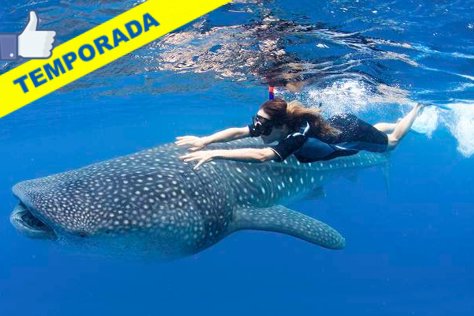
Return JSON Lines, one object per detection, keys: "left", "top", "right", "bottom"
{"left": 326, "top": 113, "right": 389, "bottom": 153}
{"left": 252, "top": 113, "right": 388, "bottom": 163}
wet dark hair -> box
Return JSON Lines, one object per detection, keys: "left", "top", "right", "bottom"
{"left": 259, "top": 98, "right": 340, "bottom": 139}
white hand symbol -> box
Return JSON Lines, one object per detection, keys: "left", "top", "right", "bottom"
{"left": 18, "top": 11, "right": 56, "bottom": 58}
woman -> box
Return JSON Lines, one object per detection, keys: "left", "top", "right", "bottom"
{"left": 177, "top": 98, "right": 423, "bottom": 170}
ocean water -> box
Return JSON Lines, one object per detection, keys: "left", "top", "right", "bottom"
{"left": 1, "top": 0, "right": 473, "bottom": 315}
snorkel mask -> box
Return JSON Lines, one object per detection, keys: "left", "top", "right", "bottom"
{"left": 250, "top": 114, "right": 274, "bottom": 136}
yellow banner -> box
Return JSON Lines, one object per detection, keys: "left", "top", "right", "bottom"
{"left": 0, "top": 0, "right": 230, "bottom": 118}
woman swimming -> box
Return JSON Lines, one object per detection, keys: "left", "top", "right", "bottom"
{"left": 176, "top": 98, "right": 424, "bottom": 169}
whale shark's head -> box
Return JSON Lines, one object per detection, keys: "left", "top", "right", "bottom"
{"left": 8, "top": 149, "right": 217, "bottom": 258}
{"left": 10, "top": 174, "right": 122, "bottom": 241}
{"left": 10, "top": 173, "right": 210, "bottom": 257}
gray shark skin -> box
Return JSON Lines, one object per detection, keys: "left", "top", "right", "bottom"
{"left": 10, "top": 138, "right": 387, "bottom": 258}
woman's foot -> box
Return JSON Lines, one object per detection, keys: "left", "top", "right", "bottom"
{"left": 415, "top": 102, "right": 427, "bottom": 112}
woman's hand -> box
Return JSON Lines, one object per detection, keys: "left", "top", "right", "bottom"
{"left": 175, "top": 136, "right": 208, "bottom": 151}
{"left": 180, "top": 150, "right": 216, "bottom": 170}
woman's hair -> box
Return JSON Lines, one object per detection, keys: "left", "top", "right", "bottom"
{"left": 260, "top": 98, "right": 340, "bottom": 139}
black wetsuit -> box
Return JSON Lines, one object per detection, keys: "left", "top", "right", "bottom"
{"left": 250, "top": 113, "right": 388, "bottom": 163}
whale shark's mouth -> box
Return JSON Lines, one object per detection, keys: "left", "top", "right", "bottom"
{"left": 10, "top": 203, "right": 57, "bottom": 240}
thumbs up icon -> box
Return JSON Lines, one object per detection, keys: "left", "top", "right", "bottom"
{"left": 18, "top": 12, "right": 56, "bottom": 58}
{"left": 0, "top": 11, "right": 56, "bottom": 60}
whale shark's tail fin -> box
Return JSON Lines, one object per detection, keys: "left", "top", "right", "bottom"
{"left": 229, "top": 205, "right": 345, "bottom": 250}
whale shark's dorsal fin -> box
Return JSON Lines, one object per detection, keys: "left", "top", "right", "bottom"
{"left": 229, "top": 205, "right": 345, "bottom": 249}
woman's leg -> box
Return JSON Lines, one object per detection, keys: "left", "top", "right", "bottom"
{"left": 374, "top": 122, "right": 397, "bottom": 133}
{"left": 387, "top": 103, "right": 424, "bottom": 150}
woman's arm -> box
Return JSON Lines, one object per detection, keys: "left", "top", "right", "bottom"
{"left": 203, "top": 127, "right": 250, "bottom": 144}
{"left": 180, "top": 147, "right": 277, "bottom": 170}
{"left": 175, "top": 127, "right": 250, "bottom": 151}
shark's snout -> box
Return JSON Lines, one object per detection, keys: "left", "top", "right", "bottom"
{"left": 11, "top": 179, "right": 97, "bottom": 239}
{"left": 10, "top": 181, "right": 59, "bottom": 240}
{"left": 10, "top": 202, "right": 57, "bottom": 240}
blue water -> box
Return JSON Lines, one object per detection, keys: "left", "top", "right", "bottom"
{"left": 1, "top": 0, "right": 473, "bottom": 315}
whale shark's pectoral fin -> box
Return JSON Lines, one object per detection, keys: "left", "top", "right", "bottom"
{"left": 230, "top": 205, "right": 345, "bottom": 249}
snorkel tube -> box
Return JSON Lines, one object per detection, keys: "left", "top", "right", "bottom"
{"left": 268, "top": 86, "right": 275, "bottom": 100}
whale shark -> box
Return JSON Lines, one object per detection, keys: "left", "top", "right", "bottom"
{"left": 10, "top": 138, "right": 387, "bottom": 258}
